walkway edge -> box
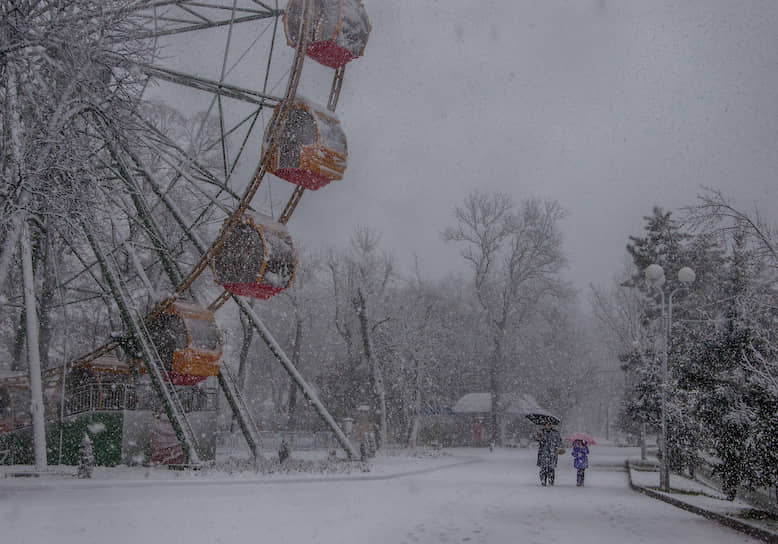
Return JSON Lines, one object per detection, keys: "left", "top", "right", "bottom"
{"left": 0, "top": 457, "right": 482, "bottom": 492}
{"left": 626, "top": 461, "right": 778, "bottom": 544}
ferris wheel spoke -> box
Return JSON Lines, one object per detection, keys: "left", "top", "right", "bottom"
{"left": 223, "top": 108, "right": 264, "bottom": 184}
{"left": 102, "top": 147, "right": 189, "bottom": 281}
{"left": 181, "top": 12, "right": 279, "bottom": 147}
{"left": 133, "top": 62, "right": 284, "bottom": 107}
{"left": 111, "top": 120, "right": 238, "bottom": 219}
{"left": 107, "top": 139, "right": 234, "bottom": 296}
{"left": 214, "top": 1, "right": 238, "bottom": 179}
{"left": 111, "top": 2, "right": 282, "bottom": 42}
{"left": 124, "top": 146, "right": 238, "bottom": 262}
{"left": 56, "top": 228, "right": 119, "bottom": 302}
{"left": 216, "top": 95, "right": 230, "bottom": 178}
{"left": 136, "top": 129, "right": 242, "bottom": 204}
{"left": 138, "top": 102, "right": 263, "bottom": 182}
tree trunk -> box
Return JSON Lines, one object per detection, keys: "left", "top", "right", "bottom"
{"left": 489, "top": 329, "right": 506, "bottom": 446}
{"left": 406, "top": 354, "right": 423, "bottom": 449}
{"left": 286, "top": 307, "right": 304, "bottom": 431}
{"left": 489, "top": 358, "right": 499, "bottom": 446}
{"left": 22, "top": 221, "right": 47, "bottom": 470}
{"left": 11, "top": 309, "right": 26, "bottom": 372}
{"left": 6, "top": 66, "right": 30, "bottom": 373}
{"left": 35, "top": 229, "right": 56, "bottom": 368}
{"left": 0, "top": 68, "right": 27, "bottom": 295}
{"left": 355, "top": 288, "right": 388, "bottom": 448}
{"left": 0, "top": 222, "right": 22, "bottom": 297}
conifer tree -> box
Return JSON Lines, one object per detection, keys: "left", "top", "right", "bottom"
{"left": 620, "top": 207, "right": 709, "bottom": 473}
{"left": 680, "top": 230, "right": 778, "bottom": 498}
{"left": 77, "top": 433, "right": 94, "bottom": 479}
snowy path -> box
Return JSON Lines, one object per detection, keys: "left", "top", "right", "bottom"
{"left": 1, "top": 447, "right": 759, "bottom": 544}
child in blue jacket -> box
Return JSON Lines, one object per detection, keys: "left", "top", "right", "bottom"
{"left": 572, "top": 439, "right": 589, "bottom": 487}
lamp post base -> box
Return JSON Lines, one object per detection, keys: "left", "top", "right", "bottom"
{"left": 659, "top": 465, "right": 670, "bottom": 492}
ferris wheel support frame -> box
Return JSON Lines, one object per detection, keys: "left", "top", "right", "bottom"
{"left": 132, "top": 62, "right": 284, "bottom": 107}
{"left": 101, "top": 127, "right": 188, "bottom": 286}
{"left": 235, "top": 297, "right": 360, "bottom": 459}
{"left": 134, "top": 118, "right": 359, "bottom": 460}
{"left": 124, "top": 0, "right": 357, "bottom": 461}
{"left": 83, "top": 219, "right": 204, "bottom": 464}
{"left": 137, "top": 0, "right": 361, "bottom": 460}
{"left": 6, "top": 0, "right": 366, "bottom": 465}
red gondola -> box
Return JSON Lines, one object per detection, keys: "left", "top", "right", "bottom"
{"left": 264, "top": 97, "right": 347, "bottom": 190}
{"left": 284, "top": 0, "right": 371, "bottom": 69}
{"left": 147, "top": 301, "right": 222, "bottom": 386}
{"left": 211, "top": 212, "right": 297, "bottom": 299}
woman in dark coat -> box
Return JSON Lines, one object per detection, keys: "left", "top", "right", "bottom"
{"left": 535, "top": 422, "right": 562, "bottom": 486}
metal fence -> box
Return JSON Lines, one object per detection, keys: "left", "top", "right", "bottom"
{"left": 63, "top": 383, "right": 217, "bottom": 417}
{"left": 65, "top": 384, "right": 137, "bottom": 415}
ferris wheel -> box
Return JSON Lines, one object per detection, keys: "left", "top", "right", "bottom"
{"left": 0, "top": 0, "right": 370, "bottom": 464}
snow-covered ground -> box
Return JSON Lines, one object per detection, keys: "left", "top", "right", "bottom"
{"left": 0, "top": 445, "right": 764, "bottom": 543}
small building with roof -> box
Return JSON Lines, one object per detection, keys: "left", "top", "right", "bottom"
{"left": 451, "top": 392, "right": 550, "bottom": 447}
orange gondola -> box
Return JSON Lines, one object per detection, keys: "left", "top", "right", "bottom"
{"left": 211, "top": 212, "right": 297, "bottom": 299}
{"left": 264, "top": 97, "right": 347, "bottom": 190}
{"left": 284, "top": 0, "right": 371, "bottom": 69}
{"left": 147, "top": 301, "right": 222, "bottom": 386}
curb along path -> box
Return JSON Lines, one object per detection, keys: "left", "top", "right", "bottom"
{"left": 0, "top": 456, "right": 481, "bottom": 493}
{"left": 626, "top": 461, "right": 778, "bottom": 543}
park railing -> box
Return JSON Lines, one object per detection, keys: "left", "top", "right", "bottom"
{"left": 62, "top": 383, "right": 217, "bottom": 417}
{"left": 65, "top": 384, "right": 137, "bottom": 415}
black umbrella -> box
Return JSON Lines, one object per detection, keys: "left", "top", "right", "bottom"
{"left": 525, "top": 412, "right": 561, "bottom": 426}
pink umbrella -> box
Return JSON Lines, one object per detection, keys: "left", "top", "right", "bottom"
{"left": 565, "top": 432, "right": 596, "bottom": 445}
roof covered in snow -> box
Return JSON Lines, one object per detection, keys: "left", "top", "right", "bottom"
{"left": 451, "top": 392, "right": 546, "bottom": 415}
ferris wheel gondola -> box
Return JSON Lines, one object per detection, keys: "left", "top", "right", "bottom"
{"left": 211, "top": 212, "right": 297, "bottom": 299}
{"left": 147, "top": 301, "right": 223, "bottom": 386}
{"left": 284, "top": 0, "right": 371, "bottom": 69}
{"left": 264, "top": 97, "right": 348, "bottom": 190}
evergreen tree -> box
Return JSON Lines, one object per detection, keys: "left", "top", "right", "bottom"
{"left": 680, "top": 230, "right": 778, "bottom": 498}
{"left": 624, "top": 207, "right": 692, "bottom": 291}
{"left": 620, "top": 207, "right": 718, "bottom": 474}
{"left": 618, "top": 345, "right": 660, "bottom": 437}
{"left": 77, "top": 434, "right": 95, "bottom": 479}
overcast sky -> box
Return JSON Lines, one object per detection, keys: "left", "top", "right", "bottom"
{"left": 154, "top": 1, "right": 778, "bottom": 294}
{"left": 285, "top": 0, "right": 777, "bottom": 293}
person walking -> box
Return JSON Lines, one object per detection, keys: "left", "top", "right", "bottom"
{"left": 535, "top": 421, "right": 562, "bottom": 486}
{"left": 572, "top": 439, "right": 589, "bottom": 487}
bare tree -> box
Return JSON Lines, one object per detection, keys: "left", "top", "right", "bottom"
{"left": 399, "top": 259, "right": 437, "bottom": 448}
{"left": 589, "top": 261, "right": 652, "bottom": 354}
{"left": 277, "top": 252, "right": 324, "bottom": 431}
{"left": 1, "top": 1, "right": 153, "bottom": 364}
{"left": 327, "top": 227, "right": 393, "bottom": 447}
{"left": 443, "top": 191, "right": 568, "bottom": 444}
{"left": 684, "top": 187, "right": 778, "bottom": 268}
{"left": 683, "top": 186, "right": 778, "bottom": 392}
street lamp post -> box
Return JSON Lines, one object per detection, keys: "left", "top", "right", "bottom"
{"left": 644, "top": 263, "right": 696, "bottom": 492}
